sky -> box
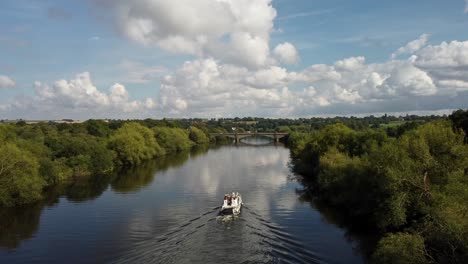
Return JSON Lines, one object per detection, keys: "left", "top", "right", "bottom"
{"left": 0, "top": 0, "right": 468, "bottom": 120}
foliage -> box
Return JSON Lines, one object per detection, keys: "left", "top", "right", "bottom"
{"left": 153, "top": 127, "right": 193, "bottom": 153}
{"left": 289, "top": 117, "right": 468, "bottom": 263}
{"left": 189, "top": 126, "right": 209, "bottom": 144}
{"left": 0, "top": 143, "right": 45, "bottom": 206}
{"left": 109, "top": 122, "right": 165, "bottom": 166}
{"left": 0, "top": 118, "right": 211, "bottom": 207}
{"left": 39, "top": 158, "right": 73, "bottom": 185}
{"left": 46, "top": 133, "right": 114, "bottom": 177}
{"left": 85, "top": 119, "right": 110, "bottom": 137}
{"left": 372, "top": 233, "right": 428, "bottom": 264}
{"left": 449, "top": 109, "right": 468, "bottom": 143}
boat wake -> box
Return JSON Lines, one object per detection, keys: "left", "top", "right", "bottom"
{"left": 113, "top": 205, "right": 324, "bottom": 264}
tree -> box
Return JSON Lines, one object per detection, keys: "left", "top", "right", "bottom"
{"left": 0, "top": 143, "right": 45, "bottom": 207}
{"left": 85, "top": 120, "right": 110, "bottom": 137}
{"left": 153, "top": 127, "right": 193, "bottom": 153}
{"left": 372, "top": 233, "right": 428, "bottom": 264}
{"left": 109, "top": 123, "right": 165, "bottom": 166}
{"left": 189, "top": 126, "right": 209, "bottom": 144}
{"left": 39, "top": 158, "right": 73, "bottom": 185}
{"left": 449, "top": 109, "right": 468, "bottom": 143}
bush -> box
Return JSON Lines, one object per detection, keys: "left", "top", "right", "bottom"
{"left": 372, "top": 233, "right": 428, "bottom": 264}
{"left": 189, "top": 126, "right": 209, "bottom": 144}
{"left": 0, "top": 143, "right": 45, "bottom": 206}
{"left": 109, "top": 123, "right": 165, "bottom": 166}
{"left": 153, "top": 127, "right": 193, "bottom": 153}
{"left": 39, "top": 158, "right": 73, "bottom": 185}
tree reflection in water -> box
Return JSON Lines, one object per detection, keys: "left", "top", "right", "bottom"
{"left": 294, "top": 177, "right": 379, "bottom": 260}
{"left": 0, "top": 146, "right": 209, "bottom": 249}
{"left": 0, "top": 204, "right": 44, "bottom": 250}
{"left": 111, "top": 150, "right": 191, "bottom": 193}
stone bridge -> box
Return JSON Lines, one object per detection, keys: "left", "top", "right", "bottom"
{"left": 210, "top": 132, "right": 289, "bottom": 143}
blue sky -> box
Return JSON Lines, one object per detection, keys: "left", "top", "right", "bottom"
{"left": 1, "top": 0, "right": 468, "bottom": 119}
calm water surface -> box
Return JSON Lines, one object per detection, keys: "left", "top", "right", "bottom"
{"left": 0, "top": 138, "right": 365, "bottom": 263}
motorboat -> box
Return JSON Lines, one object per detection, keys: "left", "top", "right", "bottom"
{"left": 219, "top": 192, "right": 242, "bottom": 216}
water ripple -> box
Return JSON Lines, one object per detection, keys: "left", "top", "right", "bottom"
{"left": 113, "top": 206, "right": 324, "bottom": 264}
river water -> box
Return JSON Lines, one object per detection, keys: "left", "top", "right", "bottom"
{"left": 0, "top": 137, "right": 366, "bottom": 264}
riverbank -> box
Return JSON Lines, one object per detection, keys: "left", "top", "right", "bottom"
{"left": 1, "top": 142, "right": 368, "bottom": 263}
{"left": 0, "top": 120, "right": 212, "bottom": 207}
{"left": 288, "top": 116, "right": 468, "bottom": 263}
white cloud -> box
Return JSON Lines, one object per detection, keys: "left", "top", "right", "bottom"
{"left": 391, "top": 33, "right": 430, "bottom": 59}
{"left": 437, "top": 79, "right": 468, "bottom": 90}
{"left": 274, "top": 42, "right": 299, "bottom": 64}
{"left": 155, "top": 39, "right": 468, "bottom": 117}
{"left": 4, "top": 35, "right": 468, "bottom": 118}
{"left": 379, "top": 64, "right": 437, "bottom": 96}
{"left": 245, "top": 66, "right": 289, "bottom": 88}
{"left": 0, "top": 75, "right": 15, "bottom": 88}
{"left": 91, "top": 0, "right": 277, "bottom": 68}
{"left": 414, "top": 40, "right": 468, "bottom": 68}
{"left": 465, "top": 0, "right": 468, "bottom": 13}
{"left": 334, "top": 56, "right": 365, "bottom": 71}
{"left": 3, "top": 72, "right": 156, "bottom": 119}
{"left": 158, "top": 58, "right": 296, "bottom": 116}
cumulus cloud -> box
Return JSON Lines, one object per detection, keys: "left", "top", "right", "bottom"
{"left": 379, "top": 64, "right": 437, "bottom": 96}
{"left": 2, "top": 72, "right": 156, "bottom": 119}
{"left": 158, "top": 58, "right": 297, "bottom": 116}
{"left": 91, "top": 0, "right": 277, "bottom": 68}
{"left": 391, "top": 33, "right": 430, "bottom": 59}
{"left": 274, "top": 42, "right": 299, "bottom": 64}
{"left": 155, "top": 39, "right": 468, "bottom": 117}
{"left": 414, "top": 40, "right": 468, "bottom": 68}
{"left": 4, "top": 37, "right": 468, "bottom": 119}
{"left": 0, "top": 75, "right": 16, "bottom": 88}
{"left": 334, "top": 56, "right": 365, "bottom": 71}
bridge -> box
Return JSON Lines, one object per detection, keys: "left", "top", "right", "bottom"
{"left": 210, "top": 132, "right": 289, "bottom": 143}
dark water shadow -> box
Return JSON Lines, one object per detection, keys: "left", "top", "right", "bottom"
{"left": 111, "top": 151, "right": 192, "bottom": 194}
{"left": 0, "top": 204, "right": 44, "bottom": 250}
{"left": 65, "top": 173, "right": 116, "bottom": 202}
{"left": 189, "top": 144, "right": 210, "bottom": 159}
{"left": 293, "top": 174, "right": 379, "bottom": 261}
{"left": 0, "top": 185, "right": 65, "bottom": 250}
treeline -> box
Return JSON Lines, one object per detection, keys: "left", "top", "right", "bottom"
{"left": 200, "top": 114, "right": 445, "bottom": 133}
{"left": 289, "top": 109, "right": 468, "bottom": 264}
{"left": 0, "top": 149, "right": 199, "bottom": 249}
{"left": 0, "top": 120, "right": 210, "bottom": 207}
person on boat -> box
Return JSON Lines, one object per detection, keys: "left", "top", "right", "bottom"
{"left": 232, "top": 197, "right": 237, "bottom": 207}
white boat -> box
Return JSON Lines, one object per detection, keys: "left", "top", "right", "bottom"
{"left": 219, "top": 192, "right": 242, "bottom": 216}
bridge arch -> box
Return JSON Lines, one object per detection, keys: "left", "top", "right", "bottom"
{"left": 210, "top": 132, "right": 289, "bottom": 143}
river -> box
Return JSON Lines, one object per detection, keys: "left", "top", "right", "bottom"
{"left": 0, "top": 137, "right": 366, "bottom": 264}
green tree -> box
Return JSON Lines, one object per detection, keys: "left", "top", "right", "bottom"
{"left": 39, "top": 158, "right": 73, "bottom": 185}
{"left": 153, "top": 127, "right": 193, "bottom": 153}
{"left": 189, "top": 126, "right": 209, "bottom": 144}
{"left": 372, "top": 233, "right": 428, "bottom": 264}
{"left": 0, "top": 143, "right": 45, "bottom": 206}
{"left": 109, "top": 122, "right": 165, "bottom": 166}
{"left": 449, "top": 109, "right": 468, "bottom": 143}
{"left": 85, "top": 119, "right": 110, "bottom": 137}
